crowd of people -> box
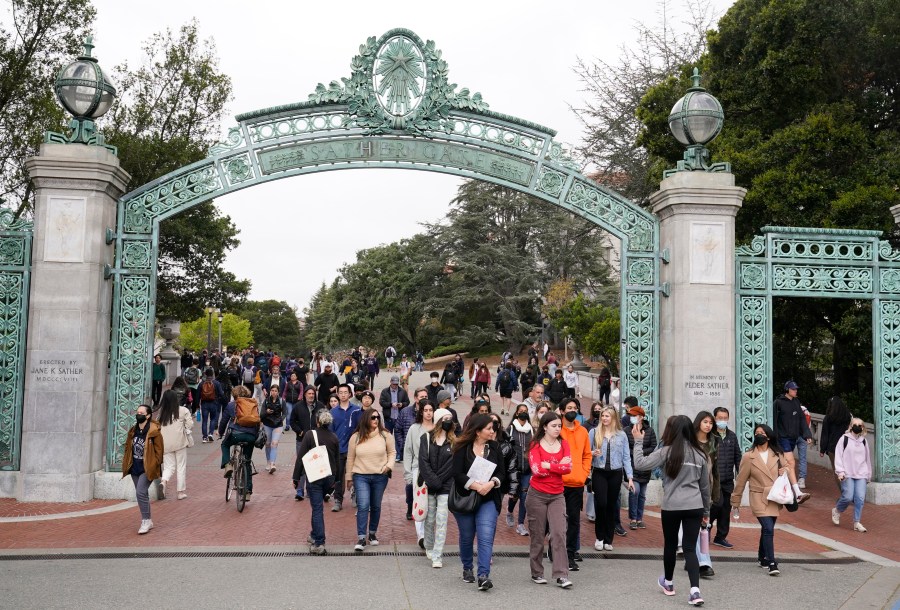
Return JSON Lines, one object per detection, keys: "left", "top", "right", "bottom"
{"left": 125, "top": 346, "right": 874, "bottom": 604}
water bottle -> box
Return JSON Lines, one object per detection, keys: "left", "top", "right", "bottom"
{"left": 699, "top": 526, "right": 710, "bottom": 555}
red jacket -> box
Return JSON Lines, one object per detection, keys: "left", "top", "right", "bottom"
{"left": 528, "top": 439, "right": 571, "bottom": 495}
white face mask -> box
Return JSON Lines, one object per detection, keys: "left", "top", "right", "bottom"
{"left": 629, "top": 416, "right": 638, "bottom": 425}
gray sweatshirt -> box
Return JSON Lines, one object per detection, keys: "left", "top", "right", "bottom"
{"left": 633, "top": 442, "right": 710, "bottom": 515}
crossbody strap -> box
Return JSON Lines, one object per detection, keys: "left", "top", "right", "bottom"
{"left": 312, "top": 430, "right": 319, "bottom": 447}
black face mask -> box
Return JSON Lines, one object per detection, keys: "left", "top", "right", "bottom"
{"left": 851, "top": 425, "right": 863, "bottom": 434}
{"left": 753, "top": 434, "right": 768, "bottom": 446}
{"left": 441, "top": 420, "right": 454, "bottom": 432}
{"left": 592, "top": 411, "right": 601, "bottom": 419}
{"left": 516, "top": 412, "right": 529, "bottom": 421}
{"left": 564, "top": 411, "right": 578, "bottom": 422}
{"left": 136, "top": 414, "right": 147, "bottom": 424}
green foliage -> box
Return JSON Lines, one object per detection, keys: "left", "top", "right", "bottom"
{"left": 427, "top": 344, "right": 467, "bottom": 359}
{"left": 235, "top": 300, "right": 302, "bottom": 356}
{"left": 178, "top": 312, "right": 253, "bottom": 352}
{"left": 0, "top": 0, "right": 95, "bottom": 212}
{"left": 103, "top": 20, "right": 248, "bottom": 320}
{"left": 544, "top": 293, "right": 621, "bottom": 373}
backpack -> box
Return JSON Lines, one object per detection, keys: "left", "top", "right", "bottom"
{"left": 498, "top": 369, "right": 511, "bottom": 388}
{"left": 235, "top": 397, "right": 261, "bottom": 427}
{"left": 842, "top": 436, "right": 866, "bottom": 451}
{"left": 254, "top": 369, "right": 262, "bottom": 384}
{"left": 444, "top": 371, "right": 456, "bottom": 384}
{"left": 242, "top": 366, "right": 254, "bottom": 383}
{"left": 183, "top": 367, "right": 200, "bottom": 385}
{"left": 200, "top": 380, "right": 216, "bottom": 402}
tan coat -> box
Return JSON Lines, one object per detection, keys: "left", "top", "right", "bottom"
{"left": 160, "top": 406, "right": 194, "bottom": 453}
{"left": 121, "top": 421, "right": 164, "bottom": 481}
{"left": 731, "top": 449, "right": 784, "bottom": 518}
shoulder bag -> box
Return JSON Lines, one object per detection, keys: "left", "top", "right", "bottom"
{"left": 448, "top": 479, "right": 479, "bottom": 514}
{"left": 182, "top": 411, "right": 195, "bottom": 448}
{"left": 302, "top": 430, "right": 333, "bottom": 483}
{"left": 412, "top": 440, "right": 430, "bottom": 522}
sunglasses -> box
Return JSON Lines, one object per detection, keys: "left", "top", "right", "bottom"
{"left": 370, "top": 415, "right": 381, "bottom": 421}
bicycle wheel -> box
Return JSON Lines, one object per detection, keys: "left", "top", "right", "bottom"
{"left": 235, "top": 458, "right": 246, "bottom": 512}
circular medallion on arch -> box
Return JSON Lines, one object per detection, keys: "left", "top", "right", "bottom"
{"left": 372, "top": 31, "right": 428, "bottom": 118}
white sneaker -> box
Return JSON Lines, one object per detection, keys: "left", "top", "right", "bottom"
{"left": 604, "top": 543, "right": 614, "bottom": 551}
{"left": 432, "top": 559, "right": 443, "bottom": 568}
{"left": 853, "top": 522, "right": 867, "bottom": 533}
{"left": 138, "top": 519, "right": 153, "bottom": 534}
{"left": 516, "top": 523, "right": 529, "bottom": 536}
{"left": 832, "top": 507, "right": 840, "bottom": 526}
{"left": 594, "top": 539, "right": 604, "bottom": 551}
{"left": 798, "top": 477, "right": 806, "bottom": 489}
{"left": 159, "top": 480, "right": 167, "bottom": 500}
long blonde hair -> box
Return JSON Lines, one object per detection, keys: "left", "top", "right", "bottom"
{"left": 595, "top": 406, "right": 622, "bottom": 449}
{"left": 847, "top": 417, "right": 867, "bottom": 436}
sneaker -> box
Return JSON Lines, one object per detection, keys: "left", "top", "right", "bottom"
{"left": 832, "top": 507, "right": 840, "bottom": 525}
{"left": 137, "top": 519, "right": 153, "bottom": 535}
{"left": 477, "top": 577, "right": 493, "bottom": 591}
{"left": 506, "top": 512, "right": 515, "bottom": 527}
{"left": 354, "top": 537, "right": 366, "bottom": 552}
{"left": 658, "top": 575, "right": 675, "bottom": 596}
{"left": 587, "top": 515, "right": 596, "bottom": 523}
{"left": 688, "top": 591, "right": 704, "bottom": 606}
{"left": 556, "top": 578, "right": 573, "bottom": 589}
{"left": 418, "top": 537, "right": 425, "bottom": 549}
{"left": 797, "top": 492, "right": 811, "bottom": 504}
{"left": 629, "top": 520, "right": 638, "bottom": 530}
{"left": 309, "top": 544, "right": 327, "bottom": 555}
{"left": 712, "top": 538, "right": 733, "bottom": 549}
{"left": 406, "top": 512, "right": 413, "bottom": 521}
{"left": 531, "top": 575, "right": 547, "bottom": 585}
{"left": 604, "top": 543, "right": 614, "bottom": 551}
{"left": 432, "top": 559, "right": 443, "bottom": 568}
{"left": 177, "top": 492, "right": 187, "bottom": 500}
{"left": 615, "top": 525, "right": 628, "bottom": 537}
{"left": 295, "top": 492, "right": 305, "bottom": 501}
{"left": 270, "top": 465, "right": 277, "bottom": 474}
{"left": 159, "top": 480, "right": 167, "bottom": 500}
{"left": 516, "top": 524, "right": 529, "bottom": 536}
{"left": 676, "top": 546, "right": 684, "bottom": 557}
{"left": 594, "top": 539, "right": 604, "bottom": 551}
{"left": 798, "top": 477, "right": 806, "bottom": 489}
{"left": 699, "top": 566, "right": 715, "bottom": 578}
{"left": 757, "top": 559, "right": 770, "bottom": 568}
{"left": 637, "top": 520, "right": 647, "bottom": 529}
{"left": 324, "top": 493, "right": 331, "bottom": 502}
{"left": 768, "top": 563, "right": 780, "bottom": 576}
{"left": 202, "top": 437, "right": 209, "bottom": 444}
{"left": 223, "top": 465, "right": 233, "bottom": 478}
{"left": 368, "top": 532, "right": 379, "bottom": 546}
{"left": 573, "top": 552, "right": 583, "bottom": 562}
{"left": 854, "top": 522, "right": 867, "bottom": 532}
{"left": 568, "top": 559, "right": 580, "bottom": 572}
{"left": 462, "top": 569, "right": 475, "bottom": 583}
{"left": 307, "top": 535, "right": 315, "bottom": 544}
{"left": 331, "top": 501, "right": 342, "bottom": 512}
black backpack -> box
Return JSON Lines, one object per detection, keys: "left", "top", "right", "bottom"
{"left": 498, "top": 369, "right": 511, "bottom": 388}
{"left": 184, "top": 367, "right": 200, "bottom": 385}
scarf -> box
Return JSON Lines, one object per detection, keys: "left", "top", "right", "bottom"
{"left": 512, "top": 419, "right": 533, "bottom": 434}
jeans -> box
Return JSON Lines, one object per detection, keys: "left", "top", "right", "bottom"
{"left": 563, "top": 486, "right": 583, "bottom": 559}
{"left": 507, "top": 473, "right": 531, "bottom": 524}
{"left": 710, "top": 479, "right": 734, "bottom": 540}
{"left": 757, "top": 516, "right": 777, "bottom": 565}
{"left": 425, "top": 493, "right": 449, "bottom": 561}
{"left": 220, "top": 432, "right": 256, "bottom": 492}
{"left": 353, "top": 473, "right": 389, "bottom": 536}
{"left": 836, "top": 477, "right": 867, "bottom": 523}
{"left": 306, "top": 475, "right": 334, "bottom": 546}
{"left": 454, "top": 500, "right": 499, "bottom": 578}
{"left": 779, "top": 436, "right": 808, "bottom": 479}
{"left": 592, "top": 467, "right": 623, "bottom": 543}
{"left": 662, "top": 508, "right": 703, "bottom": 586}
{"left": 131, "top": 473, "right": 151, "bottom": 519}
{"left": 334, "top": 453, "right": 348, "bottom": 502}
{"left": 283, "top": 401, "right": 295, "bottom": 428}
{"left": 263, "top": 425, "right": 283, "bottom": 463}
{"left": 200, "top": 401, "right": 219, "bottom": 438}
{"left": 628, "top": 479, "right": 648, "bottom": 521}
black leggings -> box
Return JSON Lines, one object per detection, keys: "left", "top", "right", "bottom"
{"left": 661, "top": 508, "right": 704, "bottom": 587}
{"left": 591, "top": 467, "right": 623, "bottom": 544}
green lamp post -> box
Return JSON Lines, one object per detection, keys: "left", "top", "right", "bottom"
{"left": 663, "top": 68, "right": 729, "bottom": 177}
{"left": 45, "top": 36, "right": 117, "bottom": 154}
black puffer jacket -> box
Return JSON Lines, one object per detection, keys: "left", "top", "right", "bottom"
{"left": 625, "top": 420, "right": 657, "bottom": 484}
{"left": 418, "top": 434, "right": 454, "bottom": 495}
{"left": 506, "top": 421, "right": 533, "bottom": 477}
{"left": 496, "top": 430, "right": 519, "bottom": 497}
{"left": 715, "top": 427, "right": 743, "bottom": 482}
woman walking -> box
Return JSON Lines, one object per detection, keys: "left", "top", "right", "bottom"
{"left": 451, "top": 413, "right": 507, "bottom": 591}
{"left": 295, "top": 409, "right": 339, "bottom": 555}
{"left": 692, "top": 411, "right": 721, "bottom": 577}
{"left": 404, "top": 399, "right": 435, "bottom": 540}
{"left": 820, "top": 397, "right": 853, "bottom": 492}
{"left": 419, "top": 408, "right": 456, "bottom": 568}
{"left": 261, "top": 385, "right": 285, "bottom": 474}
{"left": 624, "top": 405, "right": 656, "bottom": 529}
{"left": 633, "top": 415, "right": 710, "bottom": 606}
{"left": 506, "top": 403, "right": 533, "bottom": 536}
{"left": 588, "top": 406, "right": 634, "bottom": 552}
{"left": 283, "top": 371, "right": 305, "bottom": 432}
{"left": 346, "top": 407, "right": 396, "bottom": 551}
{"left": 157, "top": 390, "right": 193, "bottom": 500}
{"left": 731, "top": 423, "right": 792, "bottom": 577}
{"left": 526, "top": 412, "right": 574, "bottom": 588}
{"left": 121, "top": 403, "right": 163, "bottom": 534}
{"left": 563, "top": 364, "right": 579, "bottom": 399}
{"left": 171, "top": 376, "right": 191, "bottom": 411}
{"left": 832, "top": 417, "right": 873, "bottom": 532}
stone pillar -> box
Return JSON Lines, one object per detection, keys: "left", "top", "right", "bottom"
{"left": 19, "top": 143, "right": 129, "bottom": 502}
{"left": 650, "top": 171, "right": 746, "bottom": 426}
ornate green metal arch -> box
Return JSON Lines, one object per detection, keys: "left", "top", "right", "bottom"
{"left": 105, "top": 28, "right": 662, "bottom": 467}
{"left": 736, "top": 226, "right": 900, "bottom": 482}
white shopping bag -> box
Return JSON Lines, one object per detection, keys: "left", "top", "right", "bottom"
{"left": 302, "top": 431, "right": 332, "bottom": 483}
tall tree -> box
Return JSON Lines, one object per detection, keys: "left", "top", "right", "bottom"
{"left": 236, "top": 300, "right": 302, "bottom": 356}
{"left": 179, "top": 312, "right": 253, "bottom": 353}
{"left": 0, "top": 0, "right": 95, "bottom": 213}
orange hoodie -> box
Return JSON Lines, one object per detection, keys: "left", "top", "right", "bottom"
{"left": 559, "top": 420, "right": 591, "bottom": 487}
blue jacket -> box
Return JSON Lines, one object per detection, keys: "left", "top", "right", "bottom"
{"left": 199, "top": 378, "right": 224, "bottom": 405}
{"left": 587, "top": 428, "right": 634, "bottom": 480}
{"left": 331, "top": 403, "right": 362, "bottom": 453}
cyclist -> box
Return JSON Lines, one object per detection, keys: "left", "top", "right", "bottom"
{"left": 219, "top": 385, "right": 261, "bottom": 501}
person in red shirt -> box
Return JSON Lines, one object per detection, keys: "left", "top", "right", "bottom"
{"left": 526, "top": 412, "right": 573, "bottom": 589}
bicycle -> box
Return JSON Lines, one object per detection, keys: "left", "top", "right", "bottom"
{"left": 225, "top": 441, "right": 257, "bottom": 512}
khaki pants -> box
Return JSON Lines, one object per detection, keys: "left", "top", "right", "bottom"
{"left": 526, "top": 488, "right": 568, "bottom": 579}
{"left": 162, "top": 447, "right": 187, "bottom": 492}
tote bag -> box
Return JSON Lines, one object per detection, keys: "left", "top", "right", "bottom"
{"left": 767, "top": 471, "right": 794, "bottom": 504}
{"left": 302, "top": 431, "right": 333, "bottom": 483}
{"left": 412, "top": 443, "right": 430, "bottom": 522}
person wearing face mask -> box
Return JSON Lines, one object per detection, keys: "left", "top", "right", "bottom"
{"left": 404, "top": 392, "right": 434, "bottom": 529}
{"left": 419, "top": 408, "right": 456, "bottom": 568}
{"left": 625, "top": 405, "right": 656, "bottom": 530}
{"left": 426, "top": 372, "right": 443, "bottom": 404}
{"left": 832, "top": 418, "right": 872, "bottom": 532}
{"left": 583, "top": 402, "right": 604, "bottom": 523}
{"left": 121, "top": 404, "right": 164, "bottom": 535}
{"left": 489, "top": 412, "right": 519, "bottom": 515}
{"left": 557, "top": 397, "right": 591, "bottom": 571}
{"left": 710, "top": 407, "right": 742, "bottom": 548}
{"left": 506, "top": 403, "right": 533, "bottom": 536}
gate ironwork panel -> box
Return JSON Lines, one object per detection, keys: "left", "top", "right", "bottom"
{"left": 0, "top": 208, "right": 32, "bottom": 470}
{"left": 104, "top": 28, "right": 664, "bottom": 468}
{"left": 736, "top": 226, "right": 900, "bottom": 482}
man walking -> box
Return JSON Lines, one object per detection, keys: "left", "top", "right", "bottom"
{"left": 773, "top": 381, "right": 813, "bottom": 488}
{"left": 559, "top": 400, "right": 592, "bottom": 571}
{"left": 711, "top": 407, "right": 742, "bottom": 548}
{"left": 329, "top": 384, "right": 362, "bottom": 512}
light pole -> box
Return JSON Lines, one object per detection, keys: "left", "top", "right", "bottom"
{"left": 206, "top": 306, "right": 220, "bottom": 354}
{"left": 218, "top": 311, "right": 224, "bottom": 353}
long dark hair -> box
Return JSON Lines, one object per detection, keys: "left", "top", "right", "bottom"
{"left": 825, "top": 396, "right": 852, "bottom": 425}
{"left": 693, "top": 410, "right": 715, "bottom": 437}
{"left": 354, "top": 407, "right": 385, "bottom": 445}
{"left": 660, "top": 415, "right": 704, "bottom": 479}
{"left": 453, "top": 414, "right": 493, "bottom": 453}
{"left": 171, "top": 376, "right": 188, "bottom": 391}
{"left": 157, "top": 390, "right": 181, "bottom": 426}
{"left": 531, "top": 411, "right": 561, "bottom": 449}
{"left": 753, "top": 423, "right": 783, "bottom": 456}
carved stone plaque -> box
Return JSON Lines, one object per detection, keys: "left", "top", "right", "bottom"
{"left": 690, "top": 222, "right": 726, "bottom": 284}
{"left": 43, "top": 196, "right": 86, "bottom": 263}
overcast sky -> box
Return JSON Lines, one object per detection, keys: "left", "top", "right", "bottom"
{"left": 86, "top": 0, "right": 735, "bottom": 315}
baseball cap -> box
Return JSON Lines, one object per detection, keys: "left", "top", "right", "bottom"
{"left": 784, "top": 381, "right": 799, "bottom": 391}
{"left": 627, "top": 406, "right": 646, "bottom": 417}
{"left": 390, "top": 375, "right": 400, "bottom": 383}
